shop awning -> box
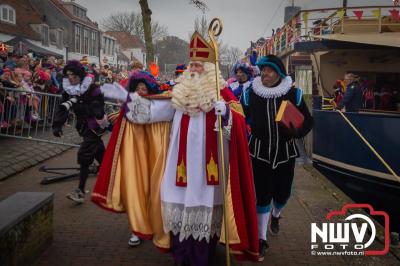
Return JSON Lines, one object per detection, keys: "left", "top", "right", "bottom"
{"left": 5, "top": 37, "right": 63, "bottom": 58}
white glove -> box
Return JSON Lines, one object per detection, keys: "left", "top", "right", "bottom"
{"left": 214, "top": 101, "right": 227, "bottom": 116}
{"left": 96, "top": 115, "right": 110, "bottom": 129}
{"left": 125, "top": 92, "right": 151, "bottom": 124}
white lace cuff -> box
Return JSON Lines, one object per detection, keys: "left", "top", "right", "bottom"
{"left": 214, "top": 109, "right": 232, "bottom": 140}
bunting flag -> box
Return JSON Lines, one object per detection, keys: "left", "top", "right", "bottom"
{"left": 302, "top": 11, "right": 309, "bottom": 29}
{"left": 390, "top": 9, "right": 400, "bottom": 20}
{"left": 337, "top": 9, "right": 345, "bottom": 19}
{"left": 371, "top": 9, "right": 381, "bottom": 18}
{"left": 353, "top": 10, "right": 364, "bottom": 20}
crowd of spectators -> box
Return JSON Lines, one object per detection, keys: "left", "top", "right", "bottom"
{"left": 0, "top": 45, "right": 131, "bottom": 129}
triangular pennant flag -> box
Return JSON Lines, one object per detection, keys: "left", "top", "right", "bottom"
{"left": 337, "top": 9, "right": 345, "bottom": 19}
{"left": 390, "top": 9, "right": 400, "bottom": 20}
{"left": 353, "top": 10, "right": 363, "bottom": 20}
{"left": 371, "top": 9, "right": 381, "bottom": 18}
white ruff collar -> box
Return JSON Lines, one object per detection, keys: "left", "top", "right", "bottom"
{"left": 252, "top": 76, "right": 292, "bottom": 99}
{"left": 62, "top": 76, "right": 93, "bottom": 96}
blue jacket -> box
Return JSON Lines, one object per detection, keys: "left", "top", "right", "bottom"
{"left": 338, "top": 82, "right": 363, "bottom": 112}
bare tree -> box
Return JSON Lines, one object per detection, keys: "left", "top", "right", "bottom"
{"left": 226, "top": 47, "right": 243, "bottom": 65}
{"left": 193, "top": 15, "right": 208, "bottom": 37}
{"left": 136, "top": 0, "right": 207, "bottom": 68}
{"left": 101, "top": 11, "right": 167, "bottom": 42}
{"left": 101, "top": 12, "right": 139, "bottom": 33}
{"left": 139, "top": 0, "right": 154, "bottom": 67}
{"left": 155, "top": 36, "right": 189, "bottom": 74}
{"left": 189, "top": 0, "right": 209, "bottom": 13}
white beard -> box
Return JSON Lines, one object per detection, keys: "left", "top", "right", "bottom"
{"left": 171, "top": 62, "right": 226, "bottom": 115}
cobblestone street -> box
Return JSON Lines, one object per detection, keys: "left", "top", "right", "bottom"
{"left": 0, "top": 139, "right": 399, "bottom": 266}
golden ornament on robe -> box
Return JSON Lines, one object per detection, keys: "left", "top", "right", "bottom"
{"left": 177, "top": 159, "right": 187, "bottom": 185}
{"left": 207, "top": 154, "right": 219, "bottom": 184}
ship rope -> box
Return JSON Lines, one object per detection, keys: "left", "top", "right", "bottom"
{"left": 337, "top": 110, "right": 400, "bottom": 183}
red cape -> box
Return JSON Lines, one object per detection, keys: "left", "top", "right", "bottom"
{"left": 92, "top": 111, "right": 125, "bottom": 211}
{"left": 222, "top": 88, "right": 259, "bottom": 261}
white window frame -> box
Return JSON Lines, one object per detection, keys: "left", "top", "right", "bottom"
{"left": 83, "top": 28, "right": 89, "bottom": 54}
{"left": 57, "top": 29, "right": 64, "bottom": 49}
{"left": 41, "top": 24, "right": 49, "bottom": 46}
{"left": 0, "top": 4, "right": 16, "bottom": 24}
{"left": 75, "top": 24, "right": 81, "bottom": 53}
{"left": 90, "top": 31, "right": 97, "bottom": 56}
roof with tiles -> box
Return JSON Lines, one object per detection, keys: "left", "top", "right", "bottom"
{"left": 105, "top": 31, "right": 145, "bottom": 50}
{"left": 49, "top": 0, "right": 99, "bottom": 30}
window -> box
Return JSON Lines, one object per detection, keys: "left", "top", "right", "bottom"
{"left": 41, "top": 25, "right": 49, "bottom": 46}
{"left": 111, "top": 40, "right": 115, "bottom": 56}
{"left": 75, "top": 25, "right": 81, "bottom": 53}
{"left": 106, "top": 38, "right": 110, "bottom": 55}
{"left": 0, "top": 4, "right": 16, "bottom": 24}
{"left": 83, "top": 29, "right": 89, "bottom": 54}
{"left": 102, "top": 37, "right": 106, "bottom": 53}
{"left": 90, "top": 31, "right": 97, "bottom": 56}
{"left": 57, "top": 29, "right": 64, "bottom": 49}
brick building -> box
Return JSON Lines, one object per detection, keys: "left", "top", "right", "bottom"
{"left": 31, "top": 0, "right": 101, "bottom": 64}
{"left": 0, "top": 0, "right": 65, "bottom": 58}
{"left": 105, "top": 31, "right": 147, "bottom": 67}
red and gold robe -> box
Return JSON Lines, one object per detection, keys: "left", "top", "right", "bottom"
{"left": 92, "top": 100, "right": 173, "bottom": 251}
{"left": 161, "top": 87, "right": 259, "bottom": 261}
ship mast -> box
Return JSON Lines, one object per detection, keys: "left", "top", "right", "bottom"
{"left": 342, "top": 0, "right": 347, "bottom": 16}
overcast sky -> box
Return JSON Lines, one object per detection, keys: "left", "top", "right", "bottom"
{"left": 76, "top": 0, "right": 393, "bottom": 53}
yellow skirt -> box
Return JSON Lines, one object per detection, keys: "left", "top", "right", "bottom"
{"left": 108, "top": 119, "right": 171, "bottom": 249}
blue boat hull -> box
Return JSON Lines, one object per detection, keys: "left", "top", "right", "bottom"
{"left": 312, "top": 110, "right": 400, "bottom": 232}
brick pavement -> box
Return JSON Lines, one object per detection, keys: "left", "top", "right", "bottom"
{"left": 0, "top": 148, "right": 399, "bottom": 266}
{"left": 0, "top": 125, "right": 79, "bottom": 181}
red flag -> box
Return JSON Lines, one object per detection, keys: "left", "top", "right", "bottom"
{"left": 390, "top": 9, "right": 400, "bottom": 20}
{"left": 149, "top": 62, "right": 159, "bottom": 78}
{"left": 353, "top": 10, "right": 363, "bottom": 20}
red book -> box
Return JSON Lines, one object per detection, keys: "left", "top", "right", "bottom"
{"left": 275, "top": 100, "right": 304, "bottom": 130}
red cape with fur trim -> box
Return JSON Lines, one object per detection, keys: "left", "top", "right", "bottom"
{"left": 221, "top": 88, "right": 259, "bottom": 261}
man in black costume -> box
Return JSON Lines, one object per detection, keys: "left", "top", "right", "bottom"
{"left": 241, "top": 55, "right": 313, "bottom": 261}
{"left": 53, "top": 60, "right": 107, "bottom": 203}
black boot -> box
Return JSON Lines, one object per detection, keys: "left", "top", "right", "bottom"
{"left": 258, "top": 239, "right": 269, "bottom": 261}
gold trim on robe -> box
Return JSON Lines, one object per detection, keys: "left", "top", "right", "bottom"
{"left": 101, "top": 117, "right": 171, "bottom": 249}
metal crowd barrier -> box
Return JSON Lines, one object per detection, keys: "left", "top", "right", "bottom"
{"left": 0, "top": 86, "right": 119, "bottom": 147}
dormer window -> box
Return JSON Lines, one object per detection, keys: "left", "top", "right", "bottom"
{"left": 0, "top": 4, "right": 16, "bottom": 24}
{"left": 72, "top": 5, "right": 86, "bottom": 19}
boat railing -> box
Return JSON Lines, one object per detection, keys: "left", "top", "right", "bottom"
{"left": 256, "top": 5, "right": 400, "bottom": 57}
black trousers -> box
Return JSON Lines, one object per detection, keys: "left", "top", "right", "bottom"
{"left": 252, "top": 157, "right": 295, "bottom": 208}
{"left": 77, "top": 131, "right": 105, "bottom": 192}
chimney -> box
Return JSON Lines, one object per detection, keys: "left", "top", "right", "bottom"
{"left": 284, "top": 0, "right": 301, "bottom": 23}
